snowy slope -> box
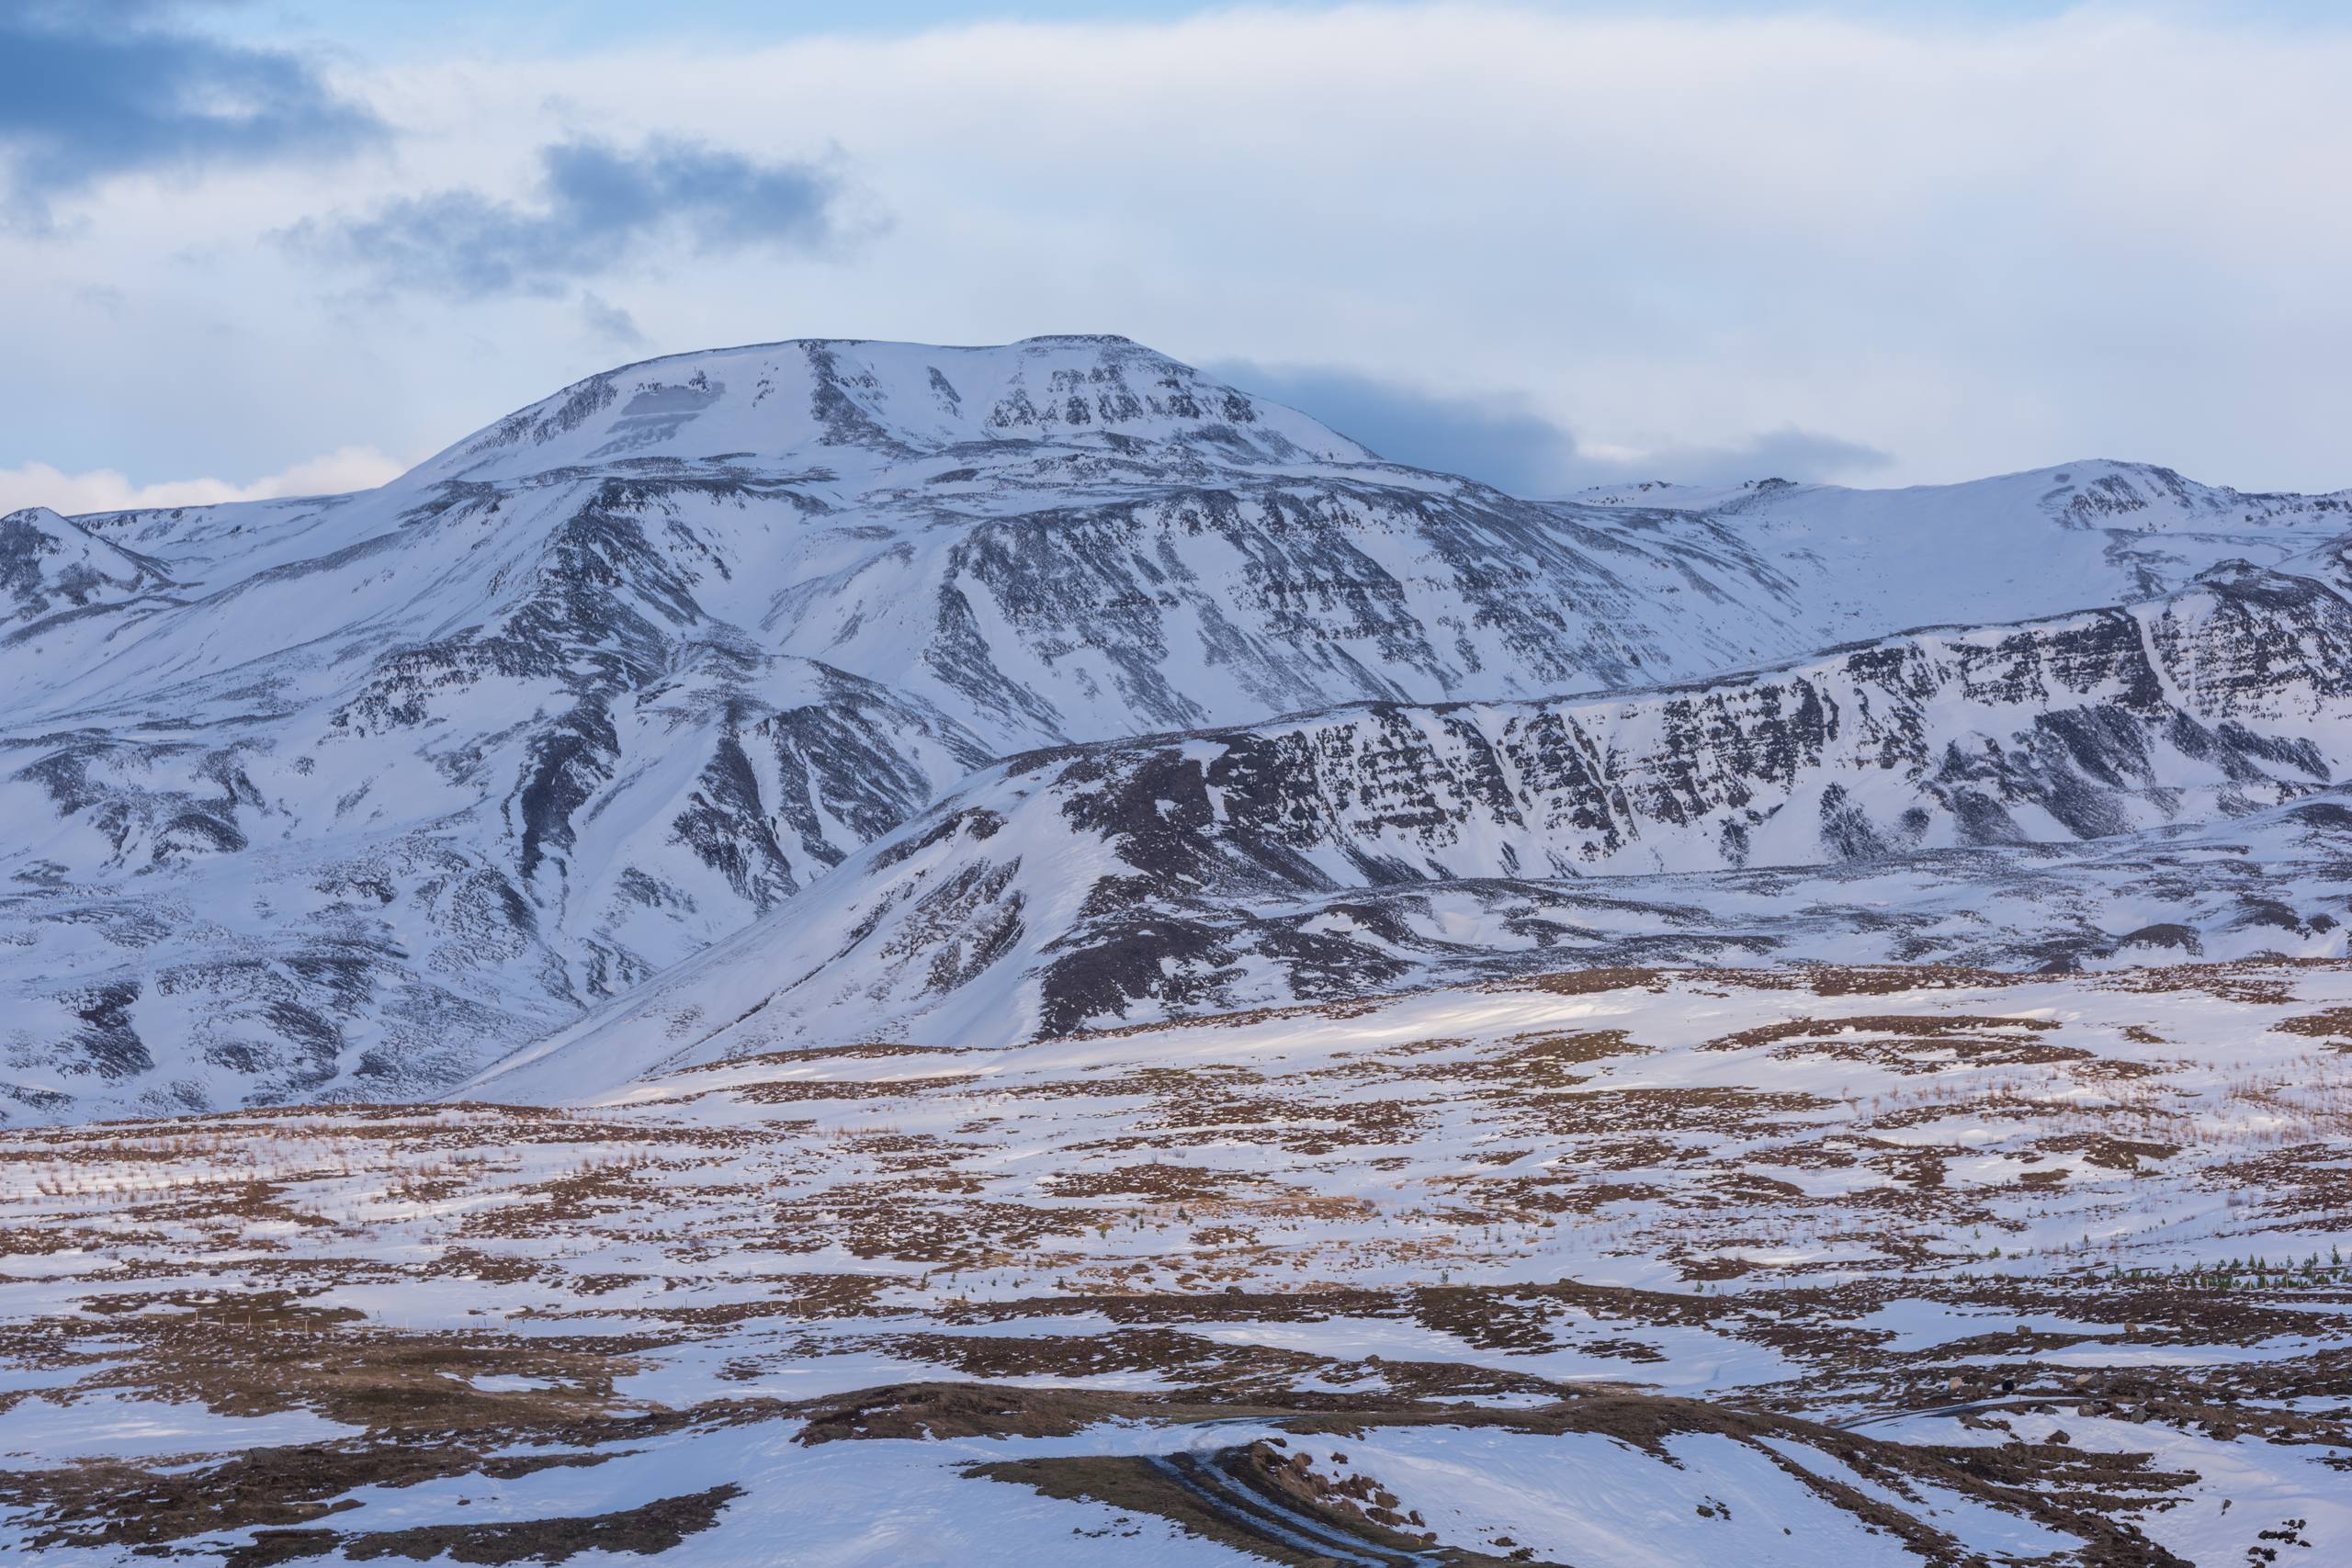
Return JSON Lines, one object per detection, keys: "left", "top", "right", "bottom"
{"left": 0, "top": 506, "right": 175, "bottom": 635}
{"left": 4, "top": 334, "right": 2348, "bottom": 1122}
{"left": 479, "top": 787, "right": 2352, "bottom": 1104}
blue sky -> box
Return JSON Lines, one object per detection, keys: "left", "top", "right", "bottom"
{"left": 4, "top": 0, "right": 2349, "bottom": 509}
{"left": 214, "top": 2, "right": 2352, "bottom": 49}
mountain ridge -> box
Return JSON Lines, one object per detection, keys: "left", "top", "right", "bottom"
{"left": 467, "top": 547, "right": 2352, "bottom": 1100}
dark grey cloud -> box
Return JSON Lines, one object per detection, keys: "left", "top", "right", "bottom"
{"left": 578, "top": 291, "right": 646, "bottom": 347}
{"left": 1210, "top": 361, "right": 1891, "bottom": 495}
{"left": 287, "top": 137, "right": 848, "bottom": 297}
{"left": 0, "top": 1, "right": 381, "bottom": 224}
{"left": 1207, "top": 362, "right": 1579, "bottom": 495}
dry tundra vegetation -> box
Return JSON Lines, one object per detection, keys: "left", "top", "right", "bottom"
{"left": 2, "top": 961, "right": 2349, "bottom": 1564}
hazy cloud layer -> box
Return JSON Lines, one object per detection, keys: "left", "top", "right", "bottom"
{"left": 0, "top": 446, "right": 407, "bottom": 517}
{"left": 1611, "top": 429, "right": 1896, "bottom": 493}
{"left": 286, "top": 137, "right": 848, "bottom": 297}
{"left": 1216, "top": 362, "right": 1889, "bottom": 494}
{"left": 0, "top": 2, "right": 379, "bottom": 223}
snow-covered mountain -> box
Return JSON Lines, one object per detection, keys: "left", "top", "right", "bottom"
{"left": 5, "top": 334, "right": 2348, "bottom": 1122}
{"left": 1553, "top": 460, "right": 2352, "bottom": 636}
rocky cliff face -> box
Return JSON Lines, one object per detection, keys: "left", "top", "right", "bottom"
{"left": 5, "top": 334, "right": 2348, "bottom": 1121}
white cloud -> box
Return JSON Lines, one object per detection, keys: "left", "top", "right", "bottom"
{"left": 0, "top": 446, "right": 408, "bottom": 518}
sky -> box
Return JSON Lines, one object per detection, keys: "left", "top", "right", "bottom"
{"left": 4, "top": 0, "right": 2349, "bottom": 512}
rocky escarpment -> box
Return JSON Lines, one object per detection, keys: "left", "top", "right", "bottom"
{"left": 0, "top": 506, "right": 175, "bottom": 633}
{"left": 469, "top": 554, "right": 2352, "bottom": 1098}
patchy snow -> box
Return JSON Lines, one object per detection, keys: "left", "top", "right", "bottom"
{"left": 0, "top": 1389, "right": 360, "bottom": 1468}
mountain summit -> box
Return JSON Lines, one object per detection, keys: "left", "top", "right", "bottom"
{"left": 406, "top": 334, "right": 1374, "bottom": 483}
